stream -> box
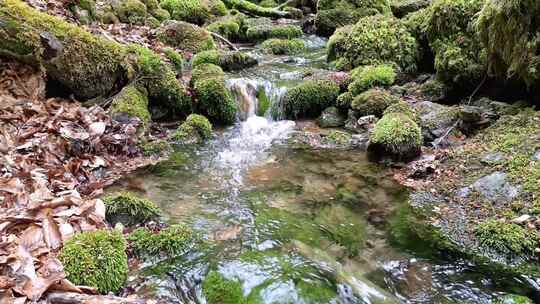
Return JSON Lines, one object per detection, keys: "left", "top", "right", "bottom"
{"left": 110, "top": 35, "right": 537, "bottom": 303}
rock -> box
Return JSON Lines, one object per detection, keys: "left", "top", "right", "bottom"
{"left": 472, "top": 172, "right": 520, "bottom": 205}
{"left": 533, "top": 150, "right": 540, "bottom": 161}
{"left": 282, "top": 79, "right": 340, "bottom": 119}
{"left": 391, "top": 0, "right": 431, "bottom": 18}
{"left": 511, "top": 214, "right": 531, "bottom": 224}
{"left": 470, "top": 97, "right": 514, "bottom": 117}
{"left": 413, "top": 101, "right": 459, "bottom": 144}
{"left": 192, "top": 50, "right": 258, "bottom": 71}
{"left": 157, "top": 20, "right": 216, "bottom": 53}
{"left": 357, "top": 115, "right": 377, "bottom": 130}
{"left": 481, "top": 152, "right": 505, "bottom": 164}
{"left": 317, "top": 106, "right": 346, "bottom": 128}
{"left": 455, "top": 187, "right": 470, "bottom": 198}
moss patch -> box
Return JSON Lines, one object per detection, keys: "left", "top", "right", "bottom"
{"left": 59, "top": 230, "right": 128, "bottom": 293}
{"left": 109, "top": 85, "right": 151, "bottom": 126}
{"left": 203, "top": 271, "right": 246, "bottom": 304}
{"left": 157, "top": 20, "right": 216, "bottom": 53}
{"left": 171, "top": 114, "right": 213, "bottom": 143}
{"left": 161, "top": 0, "right": 227, "bottom": 25}
{"left": 475, "top": 219, "right": 539, "bottom": 256}
{"left": 351, "top": 88, "right": 400, "bottom": 117}
{"left": 246, "top": 24, "right": 303, "bottom": 41}
{"left": 127, "top": 224, "right": 195, "bottom": 257}
{"left": 260, "top": 38, "right": 305, "bottom": 55}
{"left": 103, "top": 192, "right": 161, "bottom": 226}
{"left": 348, "top": 64, "right": 396, "bottom": 96}
{"left": 369, "top": 112, "right": 422, "bottom": 160}
{"left": 112, "top": 0, "right": 148, "bottom": 25}
{"left": 282, "top": 79, "right": 340, "bottom": 119}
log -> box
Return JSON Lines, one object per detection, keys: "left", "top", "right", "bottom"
{"left": 222, "top": 0, "right": 291, "bottom": 18}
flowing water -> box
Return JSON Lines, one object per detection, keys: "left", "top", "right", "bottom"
{"left": 111, "top": 35, "right": 539, "bottom": 303}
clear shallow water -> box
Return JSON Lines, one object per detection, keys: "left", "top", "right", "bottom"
{"left": 111, "top": 36, "right": 538, "bottom": 303}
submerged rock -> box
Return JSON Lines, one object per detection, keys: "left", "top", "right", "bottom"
{"left": 317, "top": 106, "right": 346, "bottom": 128}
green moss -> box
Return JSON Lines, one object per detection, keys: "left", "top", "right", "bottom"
{"left": 257, "top": 89, "right": 270, "bottom": 116}
{"left": 207, "top": 19, "right": 241, "bottom": 40}
{"left": 326, "top": 25, "right": 352, "bottom": 64}
{"left": 351, "top": 88, "right": 400, "bottom": 117}
{"left": 260, "top": 38, "right": 305, "bottom": 55}
{"left": 146, "top": 16, "right": 161, "bottom": 28}
{"left": 223, "top": 0, "right": 290, "bottom": 18}
{"left": 109, "top": 85, "right": 151, "bottom": 126}
{"left": 141, "top": 0, "right": 159, "bottom": 11}
{"left": 328, "top": 15, "right": 418, "bottom": 72}
{"left": 325, "top": 130, "right": 351, "bottom": 145}
{"left": 192, "top": 50, "right": 221, "bottom": 67}
{"left": 192, "top": 50, "right": 257, "bottom": 70}
{"left": 282, "top": 79, "right": 340, "bottom": 119}
{"left": 157, "top": 20, "right": 216, "bottom": 53}
{"left": 383, "top": 100, "right": 418, "bottom": 122}
{"left": 370, "top": 112, "right": 422, "bottom": 158}
{"left": 127, "top": 224, "right": 195, "bottom": 256}
{"left": 151, "top": 8, "right": 171, "bottom": 21}
{"left": 0, "top": 0, "right": 126, "bottom": 99}
{"left": 475, "top": 219, "right": 539, "bottom": 256}
{"left": 348, "top": 64, "right": 396, "bottom": 95}
{"left": 336, "top": 92, "right": 353, "bottom": 109}
{"left": 494, "top": 295, "right": 534, "bottom": 304}
{"left": 140, "top": 139, "right": 173, "bottom": 156}
{"left": 315, "top": 0, "right": 391, "bottom": 36}
{"left": 296, "top": 280, "right": 336, "bottom": 303}
{"left": 203, "top": 271, "right": 246, "bottom": 304}
{"left": 172, "top": 114, "right": 213, "bottom": 143}
{"left": 259, "top": 0, "right": 277, "bottom": 7}
{"left": 314, "top": 205, "right": 365, "bottom": 257}
{"left": 112, "top": 0, "right": 148, "bottom": 24}
{"left": 161, "top": 0, "right": 227, "bottom": 25}
{"left": 162, "top": 47, "right": 184, "bottom": 72}
{"left": 191, "top": 63, "right": 225, "bottom": 83}
{"left": 476, "top": 0, "right": 540, "bottom": 87}
{"left": 246, "top": 24, "right": 303, "bottom": 41}
{"left": 103, "top": 192, "right": 161, "bottom": 225}
{"left": 283, "top": 7, "right": 303, "bottom": 19}
{"left": 59, "top": 230, "right": 128, "bottom": 294}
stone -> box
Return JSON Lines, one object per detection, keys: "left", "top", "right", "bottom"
{"left": 532, "top": 150, "right": 540, "bottom": 161}
{"left": 317, "top": 106, "right": 346, "bottom": 128}
{"left": 481, "top": 152, "right": 505, "bottom": 164}
{"left": 472, "top": 172, "right": 520, "bottom": 204}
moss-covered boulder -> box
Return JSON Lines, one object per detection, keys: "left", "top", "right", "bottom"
{"left": 348, "top": 64, "right": 396, "bottom": 96}
{"left": 207, "top": 18, "right": 242, "bottom": 41}
{"left": 260, "top": 38, "right": 305, "bottom": 55}
{"left": 171, "top": 114, "right": 213, "bottom": 143}
{"left": 221, "top": 0, "right": 290, "bottom": 18}
{"left": 423, "top": 0, "right": 486, "bottom": 85}
{"left": 192, "top": 64, "right": 237, "bottom": 124}
{"left": 192, "top": 50, "right": 257, "bottom": 70}
{"left": 368, "top": 112, "right": 422, "bottom": 161}
{"left": 390, "top": 0, "right": 431, "bottom": 17}
{"left": 314, "top": 0, "right": 391, "bottom": 37}
{"left": 111, "top": 0, "right": 148, "bottom": 25}
{"left": 109, "top": 85, "right": 151, "bottom": 126}
{"left": 476, "top": 0, "right": 540, "bottom": 87}
{"left": 68, "top": 0, "right": 97, "bottom": 24}
{"left": 162, "top": 47, "right": 184, "bottom": 72}
{"left": 103, "top": 192, "right": 161, "bottom": 226}
{"left": 140, "top": 139, "right": 173, "bottom": 156}
{"left": 161, "top": 0, "right": 227, "bottom": 25}
{"left": 317, "top": 106, "right": 346, "bottom": 128}
{"left": 203, "top": 271, "right": 246, "bottom": 304}
{"left": 157, "top": 20, "right": 216, "bottom": 53}
{"left": 327, "top": 15, "right": 418, "bottom": 72}
{"left": 351, "top": 88, "right": 400, "bottom": 117}
{"left": 59, "top": 230, "right": 128, "bottom": 294}
{"left": 127, "top": 224, "right": 195, "bottom": 256}
{"left": 475, "top": 219, "right": 539, "bottom": 257}
{"left": 246, "top": 23, "right": 303, "bottom": 41}
{"left": 282, "top": 79, "right": 340, "bottom": 119}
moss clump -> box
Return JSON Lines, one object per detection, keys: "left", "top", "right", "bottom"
{"left": 161, "top": 0, "right": 227, "bottom": 25}
{"left": 172, "top": 114, "right": 213, "bottom": 143}
{"left": 157, "top": 20, "right": 216, "bottom": 53}
{"left": 192, "top": 64, "right": 237, "bottom": 124}
{"left": 222, "top": 0, "right": 290, "bottom": 18}
{"left": 203, "top": 271, "right": 246, "bottom": 304}
{"left": 112, "top": 0, "right": 148, "bottom": 25}
{"left": 109, "top": 85, "right": 151, "bottom": 126}
{"left": 326, "top": 25, "right": 352, "bottom": 65}
{"left": 0, "top": 0, "right": 126, "bottom": 99}
{"left": 351, "top": 88, "right": 400, "bottom": 117}
{"left": 327, "top": 15, "right": 418, "bottom": 72}
{"left": 348, "top": 64, "right": 396, "bottom": 95}
{"left": 336, "top": 92, "right": 353, "bottom": 109}
{"left": 151, "top": 8, "right": 171, "bottom": 21}
{"left": 162, "top": 47, "right": 184, "bottom": 72}
{"left": 191, "top": 50, "right": 257, "bottom": 70}
{"left": 207, "top": 19, "right": 241, "bottom": 41}
{"left": 383, "top": 100, "right": 418, "bottom": 122}
{"left": 140, "top": 139, "right": 173, "bottom": 156}
{"left": 369, "top": 112, "right": 422, "bottom": 160}
{"left": 494, "top": 295, "right": 534, "bottom": 304}
{"left": 245, "top": 24, "right": 303, "bottom": 41}
{"left": 259, "top": 0, "right": 277, "bottom": 7}
{"left": 476, "top": 0, "right": 540, "bottom": 87}
{"left": 314, "top": 0, "right": 391, "bottom": 37}
{"left": 126, "top": 45, "right": 191, "bottom": 114}
{"left": 103, "top": 192, "right": 161, "bottom": 226}
{"left": 127, "top": 225, "right": 195, "bottom": 256}
{"left": 282, "top": 79, "right": 340, "bottom": 119}
{"left": 475, "top": 219, "right": 539, "bottom": 256}
{"left": 261, "top": 38, "right": 305, "bottom": 55}
{"left": 59, "top": 230, "right": 128, "bottom": 294}
{"left": 192, "top": 50, "right": 221, "bottom": 67}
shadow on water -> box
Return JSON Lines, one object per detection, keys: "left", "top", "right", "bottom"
{"left": 108, "top": 35, "right": 538, "bottom": 304}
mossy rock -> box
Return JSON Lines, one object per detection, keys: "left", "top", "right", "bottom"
{"left": 59, "top": 230, "right": 128, "bottom": 294}
{"left": 260, "top": 38, "right": 305, "bottom": 55}
{"left": 326, "top": 25, "right": 352, "bottom": 65}
{"left": 259, "top": 0, "right": 277, "bottom": 7}
{"left": 283, "top": 7, "right": 303, "bottom": 19}
{"left": 112, "top": 0, "right": 148, "bottom": 25}
{"left": 282, "top": 79, "right": 340, "bottom": 119}
{"left": 245, "top": 24, "right": 303, "bottom": 42}
{"left": 348, "top": 64, "right": 396, "bottom": 96}
{"left": 368, "top": 112, "right": 422, "bottom": 161}
{"left": 192, "top": 64, "right": 237, "bottom": 124}
{"left": 351, "top": 88, "right": 400, "bottom": 117}
{"left": 207, "top": 18, "right": 241, "bottom": 41}
{"left": 140, "top": 139, "right": 173, "bottom": 156}
{"left": 203, "top": 271, "right": 246, "bottom": 304}
{"left": 127, "top": 224, "right": 195, "bottom": 257}
{"left": 161, "top": 0, "right": 227, "bottom": 25}
{"left": 390, "top": 0, "right": 430, "bottom": 17}
{"left": 336, "top": 91, "right": 354, "bottom": 109}
{"left": 314, "top": 0, "right": 391, "bottom": 37}
{"left": 109, "top": 85, "right": 151, "bottom": 126}
{"left": 383, "top": 100, "right": 419, "bottom": 122}
{"left": 103, "top": 192, "right": 161, "bottom": 226}
{"left": 192, "top": 50, "right": 257, "bottom": 71}
{"left": 327, "top": 14, "right": 418, "bottom": 72}
{"left": 151, "top": 7, "right": 171, "bottom": 21}
{"left": 477, "top": 0, "right": 540, "bottom": 87}
{"left": 69, "top": 0, "right": 97, "bottom": 24}
{"left": 475, "top": 219, "right": 539, "bottom": 257}
{"left": 157, "top": 20, "right": 216, "bottom": 53}
{"left": 162, "top": 47, "right": 184, "bottom": 72}
{"left": 222, "top": 0, "right": 291, "bottom": 19}
{"left": 171, "top": 114, "right": 213, "bottom": 144}
{"left": 494, "top": 295, "right": 534, "bottom": 304}
{"left": 0, "top": 0, "right": 126, "bottom": 99}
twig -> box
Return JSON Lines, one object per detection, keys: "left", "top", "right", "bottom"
{"left": 210, "top": 32, "right": 239, "bottom": 51}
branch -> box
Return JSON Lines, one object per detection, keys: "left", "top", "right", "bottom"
{"left": 210, "top": 32, "right": 239, "bottom": 51}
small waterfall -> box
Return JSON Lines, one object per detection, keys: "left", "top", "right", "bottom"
{"left": 225, "top": 78, "right": 287, "bottom": 120}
